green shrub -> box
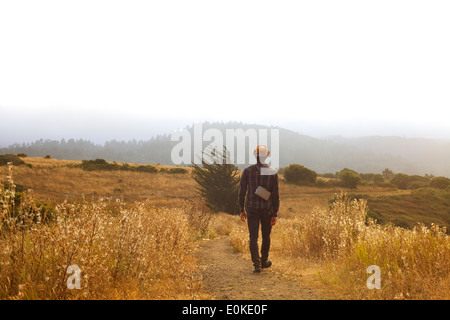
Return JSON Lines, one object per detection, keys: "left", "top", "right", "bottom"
{"left": 430, "top": 176, "right": 450, "bottom": 189}
{"left": 408, "top": 180, "right": 429, "bottom": 190}
{"left": 390, "top": 173, "right": 430, "bottom": 190}
{"left": 167, "top": 167, "right": 188, "bottom": 174}
{"left": 390, "top": 173, "right": 409, "bottom": 190}
{"left": 361, "top": 173, "right": 385, "bottom": 183}
{"left": 337, "top": 168, "right": 361, "bottom": 189}
{"left": 158, "top": 167, "right": 187, "bottom": 174}
{"left": 373, "top": 174, "right": 385, "bottom": 183}
{"left": 79, "top": 159, "right": 159, "bottom": 173}
{"left": 382, "top": 168, "right": 394, "bottom": 180}
{"left": 135, "top": 165, "right": 158, "bottom": 173}
{"left": 283, "top": 164, "right": 317, "bottom": 185}
{"left": 93, "top": 158, "right": 107, "bottom": 165}
{"left": 0, "top": 154, "right": 25, "bottom": 166}
{"left": 408, "top": 175, "right": 430, "bottom": 189}
{"left": 80, "top": 159, "right": 119, "bottom": 171}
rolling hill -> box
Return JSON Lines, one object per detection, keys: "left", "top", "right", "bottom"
{"left": 1, "top": 122, "right": 449, "bottom": 177}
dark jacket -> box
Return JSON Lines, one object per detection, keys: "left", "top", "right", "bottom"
{"left": 238, "top": 163, "right": 280, "bottom": 217}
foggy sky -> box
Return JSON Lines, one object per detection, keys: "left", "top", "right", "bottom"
{"left": 2, "top": 107, "right": 450, "bottom": 147}
{"left": 1, "top": 1, "right": 450, "bottom": 146}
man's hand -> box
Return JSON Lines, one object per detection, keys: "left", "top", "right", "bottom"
{"left": 240, "top": 211, "right": 247, "bottom": 222}
{"left": 271, "top": 217, "right": 277, "bottom": 226}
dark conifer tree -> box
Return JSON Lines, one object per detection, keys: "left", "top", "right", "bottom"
{"left": 191, "top": 146, "right": 240, "bottom": 215}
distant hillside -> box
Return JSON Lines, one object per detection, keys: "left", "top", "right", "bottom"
{"left": 1, "top": 122, "right": 448, "bottom": 177}
{"left": 327, "top": 135, "right": 450, "bottom": 177}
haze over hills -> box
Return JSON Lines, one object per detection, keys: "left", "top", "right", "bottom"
{"left": 1, "top": 122, "right": 449, "bottom": 178}
{"left": 327, "top": 135, "right": 450, "bottom": 178}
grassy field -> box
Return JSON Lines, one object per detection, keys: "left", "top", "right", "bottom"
{"left": 1, "top": 158, "right": 449, "bottom": 300}
{"left": 366, "top": 188, "right": 450, "bottom": 230}
{"left": 9, "top": 157, "right": 413, "bottom": 219}
{"left": 13, "top": 157, "right": 440, "bottom": 229}
{"left": 10, "top": 157, "right": 196, "bottom": 207}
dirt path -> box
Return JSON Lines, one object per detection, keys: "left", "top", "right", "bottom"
{"left": 196, "top": 237, "right": 324, "bottom": 300}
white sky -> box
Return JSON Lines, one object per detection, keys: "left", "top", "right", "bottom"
{"left": 1, "top": 0, "right": 450, "bottom": 145}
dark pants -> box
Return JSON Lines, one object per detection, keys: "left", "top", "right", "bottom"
{"left": 246, "top": 207, "right": 272, "bottom": 267}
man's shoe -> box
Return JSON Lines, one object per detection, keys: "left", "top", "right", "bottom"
{"left": 253, "top": 264, "right": 261, "bottom": 273}
{"left": 261, "top": 260, "right": 272, "bottom": 269}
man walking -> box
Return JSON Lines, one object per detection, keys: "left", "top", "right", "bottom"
{"left": 239, "top": 145, "right": 279, "bottom": 273}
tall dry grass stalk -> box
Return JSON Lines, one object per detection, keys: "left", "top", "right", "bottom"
{"left": 280, "top": 194, "right": 369, "bottom": 259}
{"left": 0, "top": 163, "right": 211, "bottom": 299}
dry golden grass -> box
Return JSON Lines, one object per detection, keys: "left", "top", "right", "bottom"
{"left": 21, "top": 157, "right": 193, "bottom": 170}
{"left": 13, "top": 158, "right": 196, "bottom": 206}
{"left": 3, "top": 158, "right": 446, "bottom": 300}
{"left": 227, "top": 190, "right": 450, "bottom": 299}
{"left": 277, "top": 182, "right": 410, "bottom": 220}
{"left": 0, "top": 163, "right": 212, "bottom": 299}
{"left": 14, "top": 158, "right": 407, "bottom": 217}
{"left": 234, "top": 194, "right": 450, "bottom": 300}
{"left": 21, "top": 157, "right": 81, "bottom": 167}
